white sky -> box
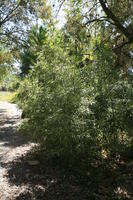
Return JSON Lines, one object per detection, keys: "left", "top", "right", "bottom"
{"left": 56, "top": 8, "right": 66, "bottom": 28}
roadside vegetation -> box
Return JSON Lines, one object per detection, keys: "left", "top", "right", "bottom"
{"left": 0, "top": 0, "right": 133, "bottom": 199}
{"left": 0, "top": 91, "right": 16, "bottom": 102}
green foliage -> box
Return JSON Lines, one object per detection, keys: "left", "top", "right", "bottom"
{"left": 1, "top": 74, "right": 20, "bottom": 91}
{"left": 18, "top": 43, "right": 85, "bottom": 159}
{"left": 0, "top": 0, "right": 51, "bottom": 47}
{"left": 0, "top": 47, "right": 13, "bottom": 82}
{"left": 63, "top": 1, "right": 90, "bottom": 67}
{"left": 13, "top": 0, "right": 133, "bottom": 171}
{"left": 0, "top": 91, "right": 16, "bottom": 102}
{"left": 20, "top": 26, "right": 48, "bottom": 76}
{"left": 17, "top": 34, "right": 133, "bottom": 165}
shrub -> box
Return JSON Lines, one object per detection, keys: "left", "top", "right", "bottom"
{"left": 17, "top": 39, "right": 133, "bottom": 165}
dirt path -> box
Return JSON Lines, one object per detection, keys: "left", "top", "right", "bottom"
{"left": 0, "top": 102, "right": 35, "bottom": 199}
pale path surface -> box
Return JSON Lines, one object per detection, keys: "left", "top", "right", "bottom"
{"left": 0, "top": 101, "right": 35, "bottom": 200}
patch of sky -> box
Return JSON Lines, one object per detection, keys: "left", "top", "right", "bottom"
{"left": 127, "top": 67, "right": 133, "bottom": 76}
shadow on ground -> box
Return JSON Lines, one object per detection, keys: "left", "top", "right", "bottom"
{"left": 0, "top": 110, "right": 27, "bottom": 148}
{"left": 4, "top": 148, "right": 133, "bottom": 200}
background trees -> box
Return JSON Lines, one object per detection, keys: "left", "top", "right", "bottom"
{"left": 0, "top": 0, "right": 51, "bottom": 84}
{"left": 0, "top": 0, "right": 51, "bottom": 47}
{"left": 0, "top": 0, "right": 133, "bottom": 174}
{"left": 57, "top": 0, "right": 133, "bottom": 68}
{"left": 20, "top": 26, "right": 48, "bottom": 76}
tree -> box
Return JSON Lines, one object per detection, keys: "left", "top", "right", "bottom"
{"left": 97, "top": 0, "right": 133, "bottom": 68}
{"left": 16, "top": 0, "right": 133, "bottom": 171}
{"left": 57, "top": 0, "right": 133, "bottom": 48}
{"left": 20, "top": 26, "right": 48, "bottom": 76}
{"left": 56, "top": 0, "right": 133, "bottom": 70}
{"left": 0, "top": 0, "right": 51, "bottom": 47}
{"left": 98, "top": 0, "right": 133, "bottom": 47}
{"left": 0, "top": 46, "right": 13, "bottom": 82}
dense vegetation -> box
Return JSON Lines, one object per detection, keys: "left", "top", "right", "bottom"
{"left": 0, "top": 0, "right": 133, "bottom": 178}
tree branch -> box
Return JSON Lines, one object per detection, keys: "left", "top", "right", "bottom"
{"left": 113, "top": 37, "right": 133, "bottom": 50}
{"left": 84, "top": 16, "right": 115, "bottom": 26}
{"left": 0, "top": 1, "right": 21, "bottom": 27}
{"left": 99, "top": 0, "right": 132, "bottom": 40}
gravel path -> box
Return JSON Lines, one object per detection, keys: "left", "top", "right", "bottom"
{"left": 0, "top": 102, "right": 35, "bottom": 200}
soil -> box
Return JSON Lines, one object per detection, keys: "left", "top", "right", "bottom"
{"left": 0, "top": 102, "right": 35, "bottom": 199}
{"left": 0, "top": 101, "right": 133, "bottom": 200}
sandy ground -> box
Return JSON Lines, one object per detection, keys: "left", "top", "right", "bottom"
{"left": 0, "top": 102, "right": 35, "bottom": 200}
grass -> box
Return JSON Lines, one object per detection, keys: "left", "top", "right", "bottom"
{"left": 0, "top": 91, "right": 16, "bottom": 102}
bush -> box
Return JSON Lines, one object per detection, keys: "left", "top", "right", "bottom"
{"left": 17, "top": 39, "right": 133, "bottom": 165}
